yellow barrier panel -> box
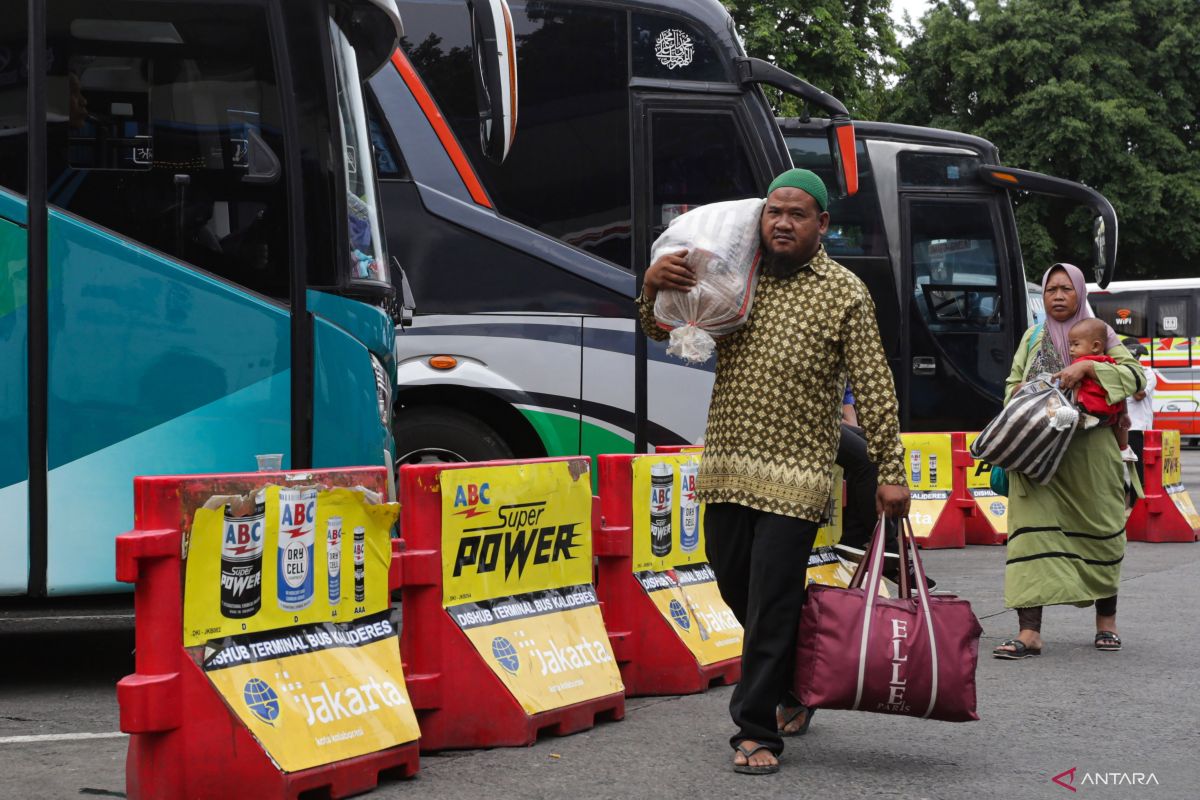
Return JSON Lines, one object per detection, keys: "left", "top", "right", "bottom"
{"left": 902, "top": 433, "right": 959, "bottom": 546}
{"left": 964, "top": 432, "right": 1009, "bottom": 536}
{"left": 184, "top": 486, "right": 418, "bottom": 772}
{"left": 632, "top": 454, "right": 744, "bottom": 666}
{"left": 1162, "top": 431, "right": 1200, "bottom": 529}
{"left": 440, "top": 461, "right": 624, "bottom": 714}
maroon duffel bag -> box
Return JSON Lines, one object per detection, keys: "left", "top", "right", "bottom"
{"left": 793, "top": 516, "right": 982, "bottom": 722}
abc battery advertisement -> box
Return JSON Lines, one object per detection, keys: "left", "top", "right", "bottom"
{"left": 631, "top": 454, "right": 743, "bottom": 665}
{"left": 183, "top": 486, "right": 397, "bottom": 646}
{"left": 902, "top": 433, "right": 954, "bottom": 541}
{"left": 181, "top": 485, "right": 415, "bottom": 772}
{"left": 440, "top": 459, "right": 624, "bottom": 714}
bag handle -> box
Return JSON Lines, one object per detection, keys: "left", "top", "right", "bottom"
{"left": 898, "top": 516, "right": 941, "bottom": 719}
{"left": 848, "top": 514, "right": 888, "bottom": 711}
{"left": 848, "top": 514, "right": 889, "bottom": 591}
{"left": 848, "top": 515, "right": 941, "bottom": 719}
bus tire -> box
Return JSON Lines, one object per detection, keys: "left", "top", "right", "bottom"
{"left": 393, "top": 407, "right": 514, "bottom": 466}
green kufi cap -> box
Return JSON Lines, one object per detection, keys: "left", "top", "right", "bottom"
{"left": 767, "top": 168, "right": 828, "bottom": 211}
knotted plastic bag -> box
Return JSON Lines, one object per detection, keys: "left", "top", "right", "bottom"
{"left": 651, "top": 198, "right": 764, "bottom": 363}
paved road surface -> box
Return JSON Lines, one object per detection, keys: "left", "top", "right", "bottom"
{"left": 4, "top": 452, "right": 1200, "bottom": 799}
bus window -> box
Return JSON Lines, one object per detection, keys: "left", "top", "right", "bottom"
{"left": 330, "top": 16, "right": 389, "bottom": 285}
{"left": 1091, "top": 292, "right": 1148, "bottom": 338}
{"left": 631, "top": 14, "right": 730, "bottom": 83}
{"left": 649, "top": 111, "right": 758, "bottom": 236}
{"left": 47, "top": 2, "right": 291, "bottom": 300}
{"left": 1027, "top": 281, "right": 1046, "bottom": 325}
{"left": 1153, "top": 296, "right": 1189, "bottom": 337}
{"left": 397, "top": 0, "right": 632, "bottom": 268}
{"left": 787, "top": 134, "right": 885, "bottom": 258}
{"left": 367, "top": 97, "right": 407, "bottom": 180}
{"left": 899, "top": 152, "right": 982, "bottom": 188}
{"left": 0, "top": 8, "right": 27, "bottom": 195}
{"left": 908, "top": 199, "right": 1002, "bottom": 331}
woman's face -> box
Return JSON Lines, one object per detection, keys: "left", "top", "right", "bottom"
{"left": 1044, "top": 269, "right": 1079, "bottom": 322}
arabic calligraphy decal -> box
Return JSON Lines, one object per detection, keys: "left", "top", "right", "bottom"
{"left": 655, "top": 29, "right": 695, "bottom": 70}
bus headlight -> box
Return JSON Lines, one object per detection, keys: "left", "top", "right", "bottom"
{"left": 370, "top": 354, "right": 393, "bottom": 428}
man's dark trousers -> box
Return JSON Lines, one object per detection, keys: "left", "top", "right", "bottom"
{"left": 704, "top": 502, "right": 819, "bottom": 754}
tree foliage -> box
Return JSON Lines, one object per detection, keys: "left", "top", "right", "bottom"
{"left": 724, "top": 0, "right": 905, "bottom": 119}
{"left": 884, "top": 0, "right": 1200, "bottom": 281}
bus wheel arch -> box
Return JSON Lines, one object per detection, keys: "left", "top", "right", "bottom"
{"left": 393, "top": 386, "right": 547, "bottom": 466}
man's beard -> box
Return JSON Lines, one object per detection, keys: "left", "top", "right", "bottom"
{"left": 761, "top": 247, "right": 808, "bottom": 278}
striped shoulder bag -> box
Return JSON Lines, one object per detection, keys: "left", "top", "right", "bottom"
{"left": 970, "top": 370, "right": 1079, "bottom": 485}
{"left": 969, "top": 323, "right": 1084, "bottom": 482}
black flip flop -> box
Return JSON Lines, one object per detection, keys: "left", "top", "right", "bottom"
{"left": 777, "top": 704, "right": 815, "bottom": 737}
{"left": 1095, "top": 631, "right": 1122, "bottom": 651}
{"left": 992, "top": 639, "right": 1042, "bottom": 659}
{"left": 732, "top": 742, "right": 779, "bottom": 775}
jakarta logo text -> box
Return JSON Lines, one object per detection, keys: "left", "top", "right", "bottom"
{"left": 243, "top": 677, "right": 280, "bottom": 726}
{"left": 492, "top": 636, "right": 520, "bottom": 674}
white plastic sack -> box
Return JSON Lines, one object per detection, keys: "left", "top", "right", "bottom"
{"left": 651, "top": 198, "right": 764, "bottom": 362}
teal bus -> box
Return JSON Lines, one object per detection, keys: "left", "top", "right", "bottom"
{"left": 1, "top": 0, "right": 408, "bottom": 596}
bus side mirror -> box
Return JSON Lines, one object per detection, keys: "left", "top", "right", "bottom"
{"left": 825, "top": 119, "right": 859, "bottom": 198}
{"left": 1093, "top": 214, "right": 1117, "bottom": 289}
{"left": 468, "top": 0, "right": 518, "bottom": 164}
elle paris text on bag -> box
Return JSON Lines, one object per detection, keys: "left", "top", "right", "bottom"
{"left": 793, "top": 516, "right": 983, "bottom": 722}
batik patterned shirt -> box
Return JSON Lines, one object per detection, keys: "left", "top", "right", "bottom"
{"left": 638, "top": 245, "right": 906, "bottom": 521}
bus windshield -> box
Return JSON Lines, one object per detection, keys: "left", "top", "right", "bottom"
{"left": 330, "top": 15, "right": 389, "bottom": 286}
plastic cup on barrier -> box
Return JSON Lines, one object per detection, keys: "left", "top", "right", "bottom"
{"left": 256, "top": 453, "right": 283, "bottom": 472}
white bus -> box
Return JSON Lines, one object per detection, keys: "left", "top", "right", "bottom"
{"left": 1088, "top": 278, "right": 1200, "bottom": 443}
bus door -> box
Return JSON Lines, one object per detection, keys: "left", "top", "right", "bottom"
{"left": 1150, "top": 293, "right": 1197, "bottom": 436}
{"left": 0, "top": 12, "right": 28, "bottom": 593}
{"left": 630, "top": 91, "right": 770, "bottom": 448}
{"left": 892, "top": 150, "right": 1016, "bottom": 430}
{"left": 25, "top": 2, "right": 302, "bottom": 595}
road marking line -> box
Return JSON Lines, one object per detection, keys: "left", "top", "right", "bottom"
{"left": 0, "top": 732, "right": 127, "bottom": 744}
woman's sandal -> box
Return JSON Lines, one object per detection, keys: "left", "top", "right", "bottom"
{"left": 777, "top": 704, "right": 815, "bottom": 737}
{"left": 992, "top": 639, "right": 1042, "bottom": 659}
{"left": 732, "top": 742, "right": 779, "bottom": 775}
{"left": 1095, "top": 630, "right": 1122, "bottom": 651}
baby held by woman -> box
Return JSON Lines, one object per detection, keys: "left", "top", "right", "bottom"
{"left": 1068, "top": 318, "right": 1137, "bottom": 462}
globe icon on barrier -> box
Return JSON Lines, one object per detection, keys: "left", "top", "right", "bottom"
{"left": 243, "top": 678, "right": 280, "bottom": 726}
{"left": 669, "top": 599, "right": 691, "bottom": 630}
{"left": 492, "top": 636, "right": 520, "bottom": 674}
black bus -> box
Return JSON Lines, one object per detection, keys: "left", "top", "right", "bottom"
{"left": 365, "top": 0, "right": 1118, "bottom": 465}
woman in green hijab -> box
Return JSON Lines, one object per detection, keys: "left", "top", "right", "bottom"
{"left": 993, "top": 263, "right": 1144, "bottom": 660}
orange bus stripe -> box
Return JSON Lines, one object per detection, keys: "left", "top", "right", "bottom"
{"left": 390, "top": 49, "right": 493, "bottom": 209}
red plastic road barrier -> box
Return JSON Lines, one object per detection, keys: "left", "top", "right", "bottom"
{"left": 594, "top": 454, "right": 739, "bottom": 696}
{"left": 954, "top": 433, "right": 1008, "bottom": 545}
{"left": 1127, "top": 431, "right": 1200, "bottom": 543}
{"left": 116, "top": 467, "right": 417, "bottom": 800}
{"left": 395, "top": 457, "right": 624, "bottom": 751}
